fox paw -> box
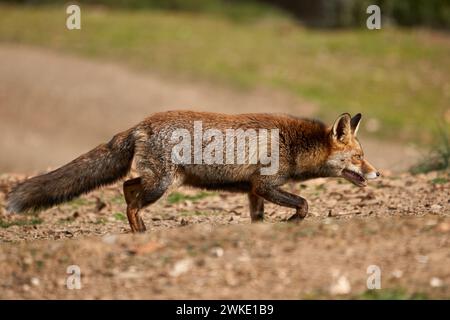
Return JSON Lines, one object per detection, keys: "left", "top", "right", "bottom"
{"left": 287, "top": 213, "right": 304, "bottom": 223}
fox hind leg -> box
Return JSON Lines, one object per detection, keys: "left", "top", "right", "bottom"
{"left": 123, "top": 171, "right": 174, "bottom": 233}
{"left": 123, "top": 177, "right": 146, "bottom": 233}
{"left": 248, "top": 192, "right": 264, "bottom": 222}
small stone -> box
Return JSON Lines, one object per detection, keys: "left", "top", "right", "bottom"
{"left": 430, "top": 277, "right": 443, "bottom": 288}
{"left": 211, "top": 247, "right": 224, "bottom": 257}
{"left": 30, "top": 277, "right": 40, "bottom": 286}
{"left": 430, "top": 204, "right": 442, "bottom": 214}
{"left": 169, "top": 259, "right": 193, "bottom": 277}
{"left": 330, "top": 275, "right": 351, "bottom": 295}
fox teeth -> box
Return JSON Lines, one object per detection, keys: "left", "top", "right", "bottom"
{"left": 365, "top": 172, "right": 378, "bottom": 180}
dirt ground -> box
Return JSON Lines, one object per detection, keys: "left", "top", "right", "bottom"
{"left": 0, "top": 44, "right": 448, "bottom": 299}
{"left": 0, "top": 170, "right": 449, "bottom": 299}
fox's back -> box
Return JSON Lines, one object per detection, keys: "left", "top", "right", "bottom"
{"left": 133, "top": 111, "right": 329, "bottom": 187}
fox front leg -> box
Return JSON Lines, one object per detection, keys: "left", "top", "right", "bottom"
{"left": 248, "top": 192, "right": 265, "bottom": 222}
{"left": 253, "top": 185, "right": 308, "bottom": 223}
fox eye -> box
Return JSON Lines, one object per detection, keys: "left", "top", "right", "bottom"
{"left": 354, "top": 154, "right": 363, "bottom": 160}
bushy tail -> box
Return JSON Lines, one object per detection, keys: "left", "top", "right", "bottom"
{"left": 6, "top": 128, "right": 136, "bottom": 213}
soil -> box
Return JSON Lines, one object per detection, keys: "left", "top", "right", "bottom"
{"left": 0, "top": 170, "right": 448, "bottom": 299}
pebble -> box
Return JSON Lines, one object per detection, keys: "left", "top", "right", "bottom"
{"left": 330, "top": 275, "right": 351, "bottom": 295}
{"left": 430, "top": 204, "right": 442, "bottom": 214}
{"left": 169, "top": 259, "right": 193, "bottom": 277}
{"left": 430, "top": 277, "right": 443, "bottom": 288}
{"left": 211, "top": 247, "right": 224, "bottom": 258}
{"left": 30, "top": 277, "right": 40, "bottom": 286}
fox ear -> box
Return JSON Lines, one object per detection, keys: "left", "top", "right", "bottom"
{"left": 332, "top": 113, "right": 352, "bottom": 143}
{"left": 350, "top": 113, "right": 362, "bottom": 136}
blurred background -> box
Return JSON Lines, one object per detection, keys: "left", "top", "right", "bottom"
{"left": 0, "top": 0, "right": 449, "bottom": 173}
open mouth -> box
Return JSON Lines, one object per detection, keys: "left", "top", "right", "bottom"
{"left": 342, "top": 169, "right": 367, "bottom": 187}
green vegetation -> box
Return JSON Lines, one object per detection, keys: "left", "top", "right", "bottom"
{"left": 66, "top": 198, "right": 91, "bottom": 208}
{"left": 0, "top": 217, "right": 43, "bottom": 228}
{"left": 302, "top": 288, "right": 430, "bottom": 300}
{"left": 4, "top": 0, "right": 284, "bottom": 22}
{"left": 94, "top": 217, "right": 107, "bottom": 225}
{"left": 6, "top": 0, "right": 450, "bottom": 28}
{"left": 110, "top": 195, "right": 125, "bottom": 205}
{"left": 167, "top": 191, "right": 216, "bottom": 204}
{"left": 0, "top": 5, "right": 448, "bottom": 142}
{"left": 431, "top": 177, "right": 448, "bottom": 184}
{"left": 114, "top": 212, "right": 126, "bottom": 221}
{"left": 410, "top": 125, "right": 450, "bottom": 174}
{"left": 358, "top": 288, "right": 429, "bottom": 300}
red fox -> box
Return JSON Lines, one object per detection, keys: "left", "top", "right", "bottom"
{"left": 6, "top": 111, "right": 379, "bottom": 232}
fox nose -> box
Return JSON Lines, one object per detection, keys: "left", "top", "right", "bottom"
{"left": 376, "top": 172, "right": 380, "bottom": 177}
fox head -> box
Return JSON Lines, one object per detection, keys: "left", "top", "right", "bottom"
{"left": 325, "top": 113, "right": 380, "bottom": 187}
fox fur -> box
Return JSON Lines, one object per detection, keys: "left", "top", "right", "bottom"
{"left": 6, "top": 111, "right": 379, "bottom": 232}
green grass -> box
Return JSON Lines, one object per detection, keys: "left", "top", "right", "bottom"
{"left": 167, "top": 191, "right": 216, "bottom": 204}
{"left": 15, "top": 0, "right": 285, "bottom": 23}
{"left": 358, "top": 288, "right": 429, "bottom": 300}
{"left": 114, "top": 212, "right": 126, "bottom": 221}
{"left": 110, "top": 195, "right": 125, "bottom": 205}
{"left": 410, "top": 125, "right": 450, "bottom": 174}
{"left": 66, "top": 198, "right": 92, "bottom": 208}
{"left": 93, "top": 217, "right": 107, "bottom": 225}
{"left": 0, "top": 5, "right": 449, "bottom": 142}
{"left": 431, "top": 177, "right": 448, "bottom": 184}
{"left": 0, "top": 217, "right": 43, "bottom": 228}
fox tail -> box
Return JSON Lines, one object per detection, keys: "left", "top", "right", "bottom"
{"left": 6, "top": 128, "right": 135, "bottom": 213}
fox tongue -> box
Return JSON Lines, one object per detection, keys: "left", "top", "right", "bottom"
{"left": 342, "top": 169, "right": 366, "bottom": 187}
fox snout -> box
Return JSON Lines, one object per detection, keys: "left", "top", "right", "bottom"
{"left": 362, "top": 159, "right": 380, "bottom": 180}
